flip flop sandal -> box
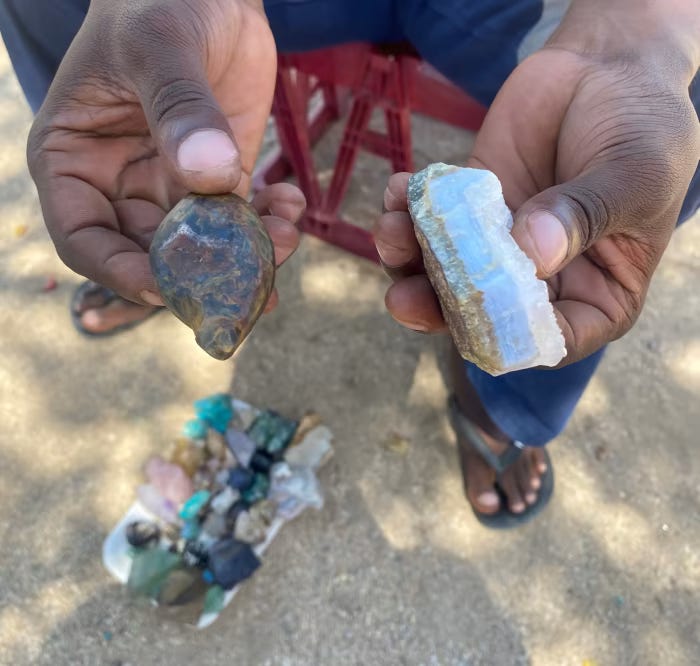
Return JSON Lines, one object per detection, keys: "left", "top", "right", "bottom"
{"left": 448, "top": 394, "right": 554, "bottom": 529}
{"left": 71, "top": 280, "right": 162, "bottom": 338}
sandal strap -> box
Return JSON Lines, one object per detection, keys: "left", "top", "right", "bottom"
{"left": 448, "top": 395, "right": 523, "bottom": 475}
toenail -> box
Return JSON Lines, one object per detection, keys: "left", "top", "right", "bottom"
{"left": 525, "top": 492, "right": 536, "bottom": 504}
{"left": 511, "top": 501, "right": 525, "bottom": 513}
{"left": 140, "top": 289, "right": 164, "bottom": 307}
{"left": 538, "top": 463, "right": 548, "bottom": 473}
{"left": 476, "top": 491, "right": 498, "bottom": 508}
{"left": 530, "top": 477, "right": 541, "bottom": 490}
{"left": 80, "top": 311, "right": 102, "bottom": 328}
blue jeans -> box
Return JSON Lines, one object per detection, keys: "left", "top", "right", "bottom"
{"left": 2, "top": 0, "right": 698, "bottom": 446}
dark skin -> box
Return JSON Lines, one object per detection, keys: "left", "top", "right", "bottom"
{"left": 28, "top": 0, "right": 700, "bottom": 517}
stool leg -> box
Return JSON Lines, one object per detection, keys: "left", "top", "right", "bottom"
{"left": 323, "top": 92, "right": 374, "bottom": 216}
{"left": 271, "top": 69, "right": 323, "bottom": 208}
{"left": 384, "top": 106, "right": 414, "bottom": 173}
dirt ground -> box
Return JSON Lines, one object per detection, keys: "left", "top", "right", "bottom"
{"left": 1, "top": 45, "right": 699, "bottom": 666}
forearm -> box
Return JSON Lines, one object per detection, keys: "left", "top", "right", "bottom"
{"left": 550, "top": 0, "right": 700, "bottom": 82}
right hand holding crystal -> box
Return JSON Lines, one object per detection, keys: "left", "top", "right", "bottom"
{"left": 374, "top": 44, "right": 699, "bottom": 367}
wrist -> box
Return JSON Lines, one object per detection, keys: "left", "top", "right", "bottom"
{"left": 549, "top": 0, "right": 700, "bottom": 83}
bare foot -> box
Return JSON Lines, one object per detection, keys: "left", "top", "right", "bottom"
{"left": 72, "top": 282, "right": 159, "bottom": 335}
{"left": 449, "top": 344, "right": 548, "bottom": 516}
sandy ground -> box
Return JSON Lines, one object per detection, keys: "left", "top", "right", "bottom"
{"left": 1, "top": 44, "right": 699, "bottom": 666}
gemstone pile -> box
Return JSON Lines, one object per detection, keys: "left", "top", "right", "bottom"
{"left": 104, "top": 394, "right": 333, "bottom": 627}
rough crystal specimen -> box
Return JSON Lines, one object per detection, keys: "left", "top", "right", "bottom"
{"left": 208, "top": 538, "right": 261, "bottom": 590}
{"left": 228, "top": 467, "right": 254, "bottom": 492}
{"left": 150, "top": 194, "right": 275, "bottom": 360}
{"left": 127, "top": 548, "right": 181, "bottom": 598}
{"left": 194, "top": 394, "right": 234, "bottom": 433}
{"left": 179, "top": 490, "right": 211, "bottom": 521}
{"left": 285, "top": 426, "right": 334, "bottom": 470}
{"left": 169, "top": 438, "right": 205, "bottom": 477}
{"left": 137, "top": 485, "right": 179, "bottom": 524}
{"left": 202, "top": 512, "right": 228, "bottom": 540}
{"left": 241, "top": 473, "right": 270, "bottom": 504}
{"left": 407, "top": 163, "right": 566, "bottom": 375}
{"left": 225, "top": 429, "right": 257, "bottom": 467}
{"left": 182, "top": 418, "right": 208, "bottom": 440}
{"left": 247, "top": 411, "right": 297, "bottom": 455}
{"left": 144, "top": 456, "right": 194, "bottom": 505}
{"left": 210, "top": 487, "right": 240, "bottom": 515}
{"left": 233, "top": 510, "right": 266, "bottom": 545}
{"left": 269, "top": 462, "right": 323, "bottom": 520}
{"left": 203, "top": 584, "right": 226, "bottom": 615}
{"left": 157, "top": 568, "right": 207, "bottom": 606}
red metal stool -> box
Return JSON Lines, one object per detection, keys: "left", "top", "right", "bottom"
{"left": 253, "top": 43, "right": 487, "bottom": 262}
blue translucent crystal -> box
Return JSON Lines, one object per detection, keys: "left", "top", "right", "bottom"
{"left": 407, "top": 163, "right": 566, "bottom": 375}
{"left": 180, "top": 519, "right": 200, "bottom": 541}
{"left": 183, "top": 418, "right": 208, "bottom": 439}
{"left": 194, "top": 394, "right": 234, "bottom": 433}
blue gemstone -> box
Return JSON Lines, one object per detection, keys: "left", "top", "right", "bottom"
{"left": 194, "top": 394, "right": 234, "bottom": 433}
{"left": 179, "top": 490, "right": 211, "bottom": 521}
{"left": 228, "top": 467, "right": 254, "bottom": 492}
{"left": 208, "top": 538, "right": 261, "bottom": 590}
{"left": 183, "top": 418, "right": 208, "bottom": 439}
{"left": 180, "top": 520, "right": 200, "bottom": 541}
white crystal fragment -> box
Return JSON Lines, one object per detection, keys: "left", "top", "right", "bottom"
{"left": 284, "top": 425, "right": 334, "bottom": 470}
{"left": 408, "top": 163, "right": 566, "bottom": 375}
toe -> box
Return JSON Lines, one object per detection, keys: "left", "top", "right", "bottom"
{"left": 459, "top": 449, "right": 500, "bottom": 515}
{"left": 499, "top": 470, "right": 526, "bottom": 514}
{"left": 526, "top": 450, "right": 542, "bottom": 491}
{"left": 516, "top": 457, "right": 537, "bottom": 506}
{"left": 532, "top": 447, "right": 548, "bottom": 475}
{"left": 80, "top": 299, "right": 156, "bottom": 334}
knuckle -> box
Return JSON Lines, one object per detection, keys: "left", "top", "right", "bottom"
{"left": 149, "top": 78, "right": 214, "bottom": 124}
{"left": 560, "top": 184, "right": 610, "bottom": 247}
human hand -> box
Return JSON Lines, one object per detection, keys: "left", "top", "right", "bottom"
{"left": 375, "top": 18, "right": 699, "bottom": 365}
{"left": 27, "top": 0, "right": 299, "bottom": 308}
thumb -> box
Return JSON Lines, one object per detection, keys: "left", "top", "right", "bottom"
{"left": 510, "top": 169, "right": 622, "bottom": 278}
{"left": 128, "top": 35, "right": 240, "bottom": 194}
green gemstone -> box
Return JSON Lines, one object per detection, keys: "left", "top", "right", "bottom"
{"left": 242, "top": 473, "right": 270, "bottom": 504}
{"left": 247, "top": 411, "right": 297, "bottom": 454}
{"left": 203, "top": 584, "right": 226, "bottom": 615}
{"left": 127, "top": 549, "right": 181, "bottom": 599}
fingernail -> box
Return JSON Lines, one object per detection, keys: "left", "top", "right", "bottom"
{"left": 140, "top": 289, "right": 164, "bottom": 306}
{"left": 395, "top": 318, "right": 430, "bottom": 332}
{"left": 523, "top": 211, "right": 569, "bottom": 274}
{"left": 177, "top": 130, "right": 238, "bottom": 172}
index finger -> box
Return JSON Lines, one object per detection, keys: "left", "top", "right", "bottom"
{"left": 40, "top": 174, "right": 161, "bottom": 305}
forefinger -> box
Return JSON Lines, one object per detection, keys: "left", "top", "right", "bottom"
{"left": 40, "top": 175, "right": 161, "bottom": 305}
